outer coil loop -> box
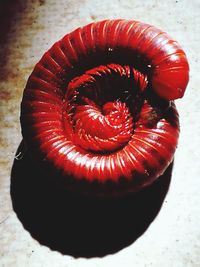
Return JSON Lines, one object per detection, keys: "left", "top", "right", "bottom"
{"left": 21, "top": 20, "right": 189, "bottom": 196}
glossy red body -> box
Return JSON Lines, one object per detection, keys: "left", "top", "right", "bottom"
{"left": 21, "top": 20, "right": 189, "bottom": 196}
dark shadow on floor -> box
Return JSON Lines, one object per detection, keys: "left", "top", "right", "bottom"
{"left": 11, "top": 141, "right": 173, "bottom": 258}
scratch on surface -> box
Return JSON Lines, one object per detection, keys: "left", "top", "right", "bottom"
{"left": 0, "top": 215, "right": 9, "bottom": 225}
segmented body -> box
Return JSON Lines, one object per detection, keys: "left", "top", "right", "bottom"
{"left": 21, "top": 20, "right": 189, "bottom": 195}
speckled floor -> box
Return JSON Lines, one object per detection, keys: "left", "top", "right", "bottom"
{"left": 0, "top": 0, "right": 200, "bottom": 266}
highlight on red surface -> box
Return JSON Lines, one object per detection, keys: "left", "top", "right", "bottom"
{"left": 20, "top": 19, "right": 189, "bottom": 196}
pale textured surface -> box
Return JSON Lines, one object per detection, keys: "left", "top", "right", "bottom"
{"left": 0, "top": 0, "right": 200, "bottom": 266}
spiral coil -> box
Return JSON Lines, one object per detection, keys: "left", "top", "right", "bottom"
{"left": 21, "top": 20, "right": 189, "bottom": 195}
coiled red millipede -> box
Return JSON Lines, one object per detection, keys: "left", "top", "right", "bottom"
{"left": 20, "top": 19, "right": 189, "bottom": 196}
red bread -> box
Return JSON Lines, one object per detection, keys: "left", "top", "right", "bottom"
{"left": 20, "top": 20, "right": 189, "bottom": 196}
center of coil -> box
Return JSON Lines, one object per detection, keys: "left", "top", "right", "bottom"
{"left": 62, "top": 64, "right": 148, "bottom": 153}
